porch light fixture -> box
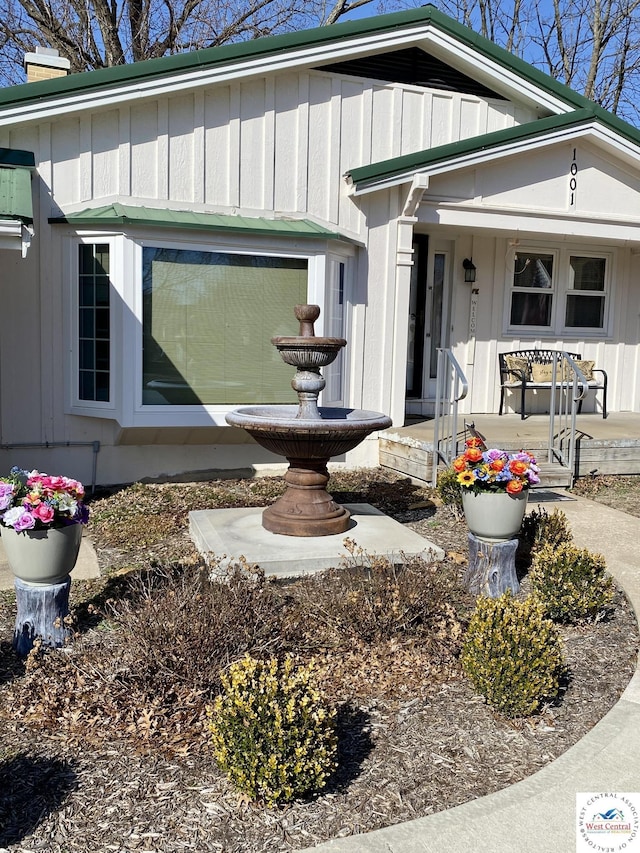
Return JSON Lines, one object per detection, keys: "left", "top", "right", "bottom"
{"left": 463, "top": 258, "right": 477, "bottom": 283}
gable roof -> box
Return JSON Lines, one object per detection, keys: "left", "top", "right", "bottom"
{"left": 346, "top": 110, "right": 640, "bottom": 193}
{"left": 0, "top": 5, "right": 628, "bottom": 130}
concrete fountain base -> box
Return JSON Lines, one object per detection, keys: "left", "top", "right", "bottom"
{"left": 189, "top": 503, "right": 444, "bottom": 578}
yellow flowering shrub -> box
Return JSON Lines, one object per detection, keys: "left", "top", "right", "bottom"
{"left": 207, "top": 655, "right": 337, "bottom": 807}
{"left": 461, "top": 592, "right": 565, "bottom": 718}
{"left": 530, "top": 543, "right": 614, "bottom": 623}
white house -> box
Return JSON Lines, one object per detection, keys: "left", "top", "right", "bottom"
{"left": 1, "top": 5, "right": 640, "bottom": 486}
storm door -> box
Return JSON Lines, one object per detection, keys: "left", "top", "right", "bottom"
{"left": 405, "top": 237, "right": 452, "bottom": 416}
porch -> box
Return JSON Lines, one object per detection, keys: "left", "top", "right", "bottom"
{"left": 379, "top": 412, "right": 640, "bottom": 487}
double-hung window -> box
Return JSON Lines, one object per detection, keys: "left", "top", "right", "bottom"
{"left": 507, "top": 246, "right": 611, "bottom": 336}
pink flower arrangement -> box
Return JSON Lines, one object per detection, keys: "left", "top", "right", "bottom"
{"left": 0, "top": 467, "right": 89, "bottom": 531}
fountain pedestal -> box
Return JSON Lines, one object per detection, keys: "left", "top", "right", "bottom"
{"left": 262, "top": 458, "right": 350, "bottom": 536}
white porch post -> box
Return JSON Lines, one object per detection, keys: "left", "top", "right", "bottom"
{"left": 389, "top": 176, "right": 429, "bottom": 426}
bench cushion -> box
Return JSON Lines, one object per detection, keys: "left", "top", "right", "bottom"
{"left": 531, "top": 362, "right": 554, "bottom": 382}
{"left": 574, "top": 359, "right": 595, "bottom": 381}
{"left": 504, "top": 354, "right": 530, "bottom": 382}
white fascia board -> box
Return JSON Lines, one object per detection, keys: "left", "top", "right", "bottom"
{"left": 422, "top": 30, "right": 571, "bottom": 115}
{"left": 351, "top": 122, "right": 640, "bottom": 195}
{"left": 0, "top": 219, "right": 33, "bottom": 256}
{"left": 421, "top": 202, "right": 640, "bottom": 243}
{"left": 0, "top": 21, "right": 574, "bottom": 128}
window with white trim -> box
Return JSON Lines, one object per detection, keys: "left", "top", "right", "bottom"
{"left": 68, "top": 234, "right": 352, "bottom": 426}
{"left": 507, "top": 246, "right": 611, "bottom": 336}
{"left": 141, "top": 247, "right": 308, "bottom": 405}
{"left": 78, "top": 242, "right": 111, "bottom": 402}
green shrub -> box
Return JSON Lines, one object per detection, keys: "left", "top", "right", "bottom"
{"left": 461, "top": 592, "right": 565, "bottom": 717}
{"left": 530, "top": 543, "right": 614, "bottom": 623}
{"left": 207, "top": 655, "right": 337, "bottom": 807}
{"left": 436, "top": 467, "right": 463, "bottom": 515}
{"left": 520, "top": 507, "right": 573, "bottom": 553}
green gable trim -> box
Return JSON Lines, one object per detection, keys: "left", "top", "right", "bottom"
{"left": 0, "top": 165, "right": 33, "bottom": 223}
{"left": 347, "top": 110, "right": 597, "bottom": 189}
{"left": 49, "top": 204, "right": 341, "bottom": 238}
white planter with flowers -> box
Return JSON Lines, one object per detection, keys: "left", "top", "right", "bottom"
{"left": 452, "top": 439, "right": 539, "bottom": 544}
{"left": 0, "top": 467, "right": 90, "bottom": 654}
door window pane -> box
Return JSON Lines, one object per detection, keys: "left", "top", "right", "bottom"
{"left": 142, "top": 248, "right": 307, "bottom": 405}
{"left": 429, "top": 253, "right": 445, "bottom": 379}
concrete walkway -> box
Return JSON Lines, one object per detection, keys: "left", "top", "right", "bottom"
{"left": 0, "top": 532, "right": 101, "bottom": 590}
{"left": 299, "top": 492, "right": 640, "bottom": 853}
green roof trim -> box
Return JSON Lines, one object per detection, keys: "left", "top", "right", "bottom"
{"left": 0, "top": 165, "right": 33, "bottom": 223}
{"left": 0, "top": 5, "right": 611, "bottom": 121}
{"left": 49, "top": 204, "right": 341, "bottom": 238}
{"left": 347, "top": 110, "right": 597, "bottom": 189}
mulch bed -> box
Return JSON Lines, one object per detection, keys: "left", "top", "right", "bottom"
{"left": 0, "top": 471, "right": 637, "bottom": 853}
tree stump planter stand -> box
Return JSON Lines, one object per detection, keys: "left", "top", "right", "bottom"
{"left": 13, "top": 575, "right": 73, "bottom": 656}
{"left": 463, "top": 533, "right": 520, "bottom": 598}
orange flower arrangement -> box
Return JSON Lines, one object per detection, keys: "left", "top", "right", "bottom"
{"left": 451, "top": 439, "right": 539, "bottom": 494}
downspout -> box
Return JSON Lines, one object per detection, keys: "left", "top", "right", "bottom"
{"left": 0, "top": 440, "right": 101, "bottom": 493}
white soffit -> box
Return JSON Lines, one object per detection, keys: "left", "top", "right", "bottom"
{"left": 420, "top": 204, "right": 640, "bottom": 242}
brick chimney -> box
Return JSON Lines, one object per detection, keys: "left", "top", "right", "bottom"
{"left": 24, "top": 47, "right": 70, "bottom": 83}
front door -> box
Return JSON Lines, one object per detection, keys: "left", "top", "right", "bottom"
{"left": 406, "top": 236, "right": 452, "bottom": 416}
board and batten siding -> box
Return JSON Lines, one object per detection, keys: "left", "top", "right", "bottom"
{"left": 445, "top": 237, "right": 640, "bottom": 417}
{"left": 2, "top": 71, "right": 534, "bottom": 230}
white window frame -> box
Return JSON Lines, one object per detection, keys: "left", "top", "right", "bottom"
{"left": 65, "top": 234, "right": 122, "bottom": 419}
{"left": 504, "top": 243, "right": 614, "bottom": 339}
{"left": 66, "top": 230, "right": 352, "bottom": 427}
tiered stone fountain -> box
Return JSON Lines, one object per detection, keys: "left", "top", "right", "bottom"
{"left": 226, "top": 304, "right": 392, "bottom": 536}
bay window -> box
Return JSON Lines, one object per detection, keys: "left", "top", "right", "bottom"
{"left": 68, "top": 233, "right": 351, "bottom": 426}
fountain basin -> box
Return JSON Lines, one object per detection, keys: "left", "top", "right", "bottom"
{"left": 225, "top": 406, "right": 392, "bottom": 458}
{"left": 272, "top": 340, "right": 346, "bottom": 370}
{"left": 226, "top": 405, "right": 391, "bottom": 536}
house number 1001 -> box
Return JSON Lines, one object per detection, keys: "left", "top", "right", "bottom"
{"left": 570, "top": 148, "right": 578, "bottom": 205}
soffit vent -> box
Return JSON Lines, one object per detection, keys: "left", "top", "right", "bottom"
{"left": 315, "top": 47, "right": 506, "bottom": 100}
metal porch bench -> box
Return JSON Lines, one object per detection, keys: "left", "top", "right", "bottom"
{"left": 498, "top": 349, "right": 608, "bottom": 420}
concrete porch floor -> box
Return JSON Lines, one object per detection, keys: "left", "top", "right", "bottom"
{"left": 381, "top": 412, "right": 640, "bottom": 480}
{"left": 390, "top": 411, "right": 640, "bottom": 449}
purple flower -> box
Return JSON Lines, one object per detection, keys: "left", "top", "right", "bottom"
{"left": 485, "top": 449, "right": 506, "bottom": 461}
{"left": 2, "top": 506, "right": 36, "bottom": 531}
{"left": 0, "top": 483, "right": 13, "bottom": 511}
